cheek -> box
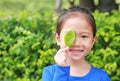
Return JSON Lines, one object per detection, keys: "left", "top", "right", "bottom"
{"left": 59, "top": 35, "right": 66, "bottom": 48}
{"left": 84, "top": 40, "right": 94, "bottom": 49}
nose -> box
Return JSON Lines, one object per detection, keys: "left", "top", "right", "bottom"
{"left": 72, "top": 36, "right": 81, "bottom": 47}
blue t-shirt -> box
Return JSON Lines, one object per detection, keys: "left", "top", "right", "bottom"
{"left": 42, "top": 64, "right": 111, "bottom": 81}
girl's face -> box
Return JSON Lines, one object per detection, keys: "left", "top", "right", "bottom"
{"left": 55, "top": 15, "right": 97, "bottom": 61}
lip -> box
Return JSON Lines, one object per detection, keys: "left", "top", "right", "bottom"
{"left": 69, "top": 48, "right": 84, "bottom": 55}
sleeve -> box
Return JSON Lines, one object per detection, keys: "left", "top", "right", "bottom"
{"left": 42, "top": 65, "right": 70, "bottom": 81}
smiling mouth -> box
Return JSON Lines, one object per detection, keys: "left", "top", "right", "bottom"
{"left": 69, "top": 49, "right": 84, "bottom": 55}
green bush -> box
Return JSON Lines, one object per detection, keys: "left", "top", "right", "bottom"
{"left": 0, "top": 11, "right": 120, "bottom": 81}
{"left": 0, "top": 12, "right": 56, "bottom": 81}
{"left": 87, "top": 11, "right": 120, "bottom": 81}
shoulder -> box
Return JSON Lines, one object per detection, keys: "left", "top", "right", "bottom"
{"left": 92, "top": 66, "right": 111, "bottom": 81}
{"left": 42, "top": 64, "right": 57, "bottom": 79}
{"left": 43, "top": 64, "right": 70, "bottom": 76}
{"left": 93, "top": 66, "right": 108, "bottom": 75}
{"left": 43, "top": 64, "right": 56, "bottom": 73}
{"left": 43, "top": 64, "right": 70, "bottom": 72}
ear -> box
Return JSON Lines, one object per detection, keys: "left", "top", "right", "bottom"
{"left": 54, "top": 33, "right": 60, "bottom": 46}
{"left": 92, "top": 36, "right": 97, "bottom": 47}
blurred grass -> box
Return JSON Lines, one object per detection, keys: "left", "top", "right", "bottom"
{"left": 0, "top": 0, "right": 119, "bottom": 17}
{"left": 0, "top": 0, "right": 56, "bottom": 16}
{"left": 0, "top": 0, "right": 72, "bottom": 16}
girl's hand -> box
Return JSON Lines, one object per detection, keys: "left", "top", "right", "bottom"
{"left": 54, "top": 47, "right": 69, "bottom": 66}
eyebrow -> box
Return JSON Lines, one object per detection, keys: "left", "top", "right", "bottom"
{"left": 78, "top": 32, "right": 92, "bottom": 35}
{"left": 82, "top": 32, "right": 91, "bottom": 34}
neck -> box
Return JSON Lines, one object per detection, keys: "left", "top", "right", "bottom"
{"left": 69, "top": 58, "right": 91, "bottom": 76}
{"left": 69, "top": 58, "right": 90, "bottom": 68}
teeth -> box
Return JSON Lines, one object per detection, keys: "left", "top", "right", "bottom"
{"left": 69, "top": 49, "right": 84, "bottom": 52}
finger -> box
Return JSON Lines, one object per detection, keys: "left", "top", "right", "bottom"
{"left": 55, "top": 47, "right": 69, "bottom": 57}
{"left": 62, "top": 47, "right": 69, "bottom": 51}
{"left": 63, "top": 47, "right": 70, "bottom": 57}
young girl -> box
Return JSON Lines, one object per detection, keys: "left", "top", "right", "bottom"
{"left": 42, "top": 6, "right": 111, "bottom": 81}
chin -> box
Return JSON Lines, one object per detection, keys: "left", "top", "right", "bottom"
{"left": 69, "top": 55, "right": 84, "bottom": 61}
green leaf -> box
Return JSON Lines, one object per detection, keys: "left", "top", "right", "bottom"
{"left": 64, "top": 30, "right": 76, "bottom": 47}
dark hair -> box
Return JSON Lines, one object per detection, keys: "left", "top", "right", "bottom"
{"left": 56, "top": 6, "right": 96, "bottom": 37}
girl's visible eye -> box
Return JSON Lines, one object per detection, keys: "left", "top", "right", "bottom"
{"left": 81, "top": 35, "right": 88, "bottom": 38}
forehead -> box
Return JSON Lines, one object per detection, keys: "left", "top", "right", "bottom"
{"left": 61, "top": 15, "right": 93, "bottom": 33}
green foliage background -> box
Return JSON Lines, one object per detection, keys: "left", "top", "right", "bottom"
{"left": 0, "top": 0, "right": 120, "bottom": 81}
